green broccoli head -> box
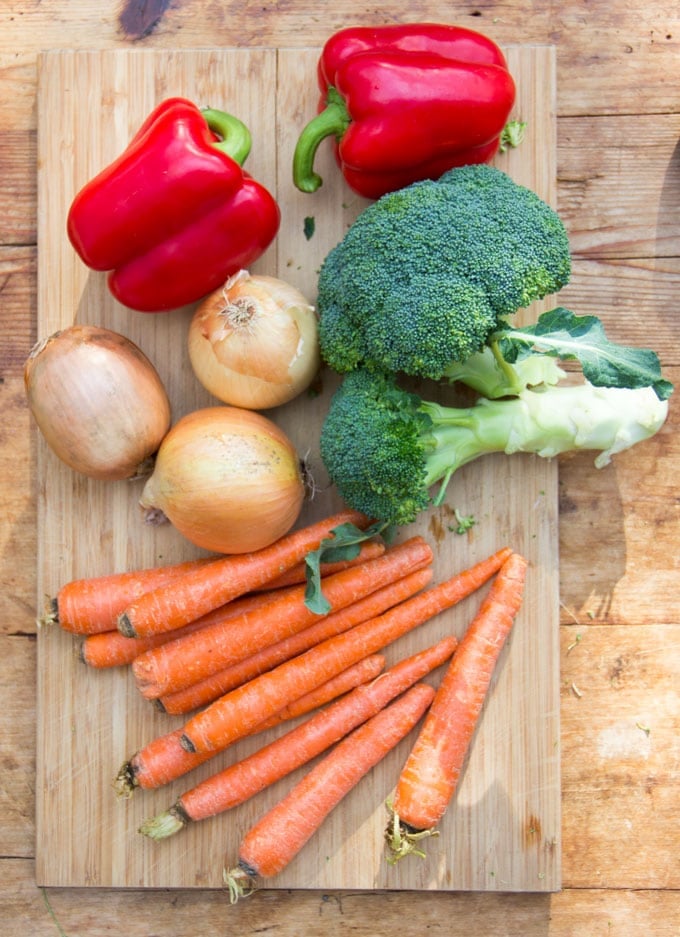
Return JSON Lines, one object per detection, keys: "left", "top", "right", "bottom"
{"left": 317, "top": 164, "right": 571, "bottom": 380}
{"left": 319, "top": 368, "right": 435, "bottom": 527}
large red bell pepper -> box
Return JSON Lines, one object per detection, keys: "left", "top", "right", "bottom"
{"left": 293, "top": 23, "right": 517, "bottom": 200}
{"left": 67, "top": 97, "right": 280, "bottom": 312}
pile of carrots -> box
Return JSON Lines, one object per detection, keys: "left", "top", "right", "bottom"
{"left": 46, "top": 508, "right": 527, "bottom": 900}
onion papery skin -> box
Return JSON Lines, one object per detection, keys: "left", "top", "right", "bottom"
{"left": 187, "top": 270, "right": 320, "bottom": 410}
{"left": 139, "top": 406, "right": 305, "bottom": 554}
{"left": 24, "top": 324, "right": 171, "bottom": 481}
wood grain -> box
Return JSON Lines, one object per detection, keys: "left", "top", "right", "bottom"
{"left": 34, "top": 46, "right": 561, "bottom": 890}
{"left": 3, "top": 858, "right": 680, "bottom": 936}
{"left": 3, "top": 1, "right": 680, "bottom": 122}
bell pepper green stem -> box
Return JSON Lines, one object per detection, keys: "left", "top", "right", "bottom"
{"left": 293, "top": 87, "right": 352, "bottom": 193}
{"left": 202, "top": 108, "right": 252, "bottom": 166}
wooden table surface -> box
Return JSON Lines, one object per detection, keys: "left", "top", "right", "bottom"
{"left": 1, "top": 1, "right": 678, "bottom": 934}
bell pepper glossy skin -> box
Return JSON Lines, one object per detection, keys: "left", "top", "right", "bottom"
{"left": 293, "top": 23, "right": 516, "bottom": 200}
{"left": 67, "top": 97, "right": 280, "bottom": 312}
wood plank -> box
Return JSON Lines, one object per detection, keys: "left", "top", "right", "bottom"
{"left": 560, "top": 624, "right": 680, "bottom": 889}
{"left": 0, "top": 131, "right": 36, "bottom": 246}
{"left": 557, "top": 114, "right": 680, "bottom": 259}
{"left": 34, "top": 46, "right": 561, "bottom": 890}
{"left": 0, "top": 637, "right": 36, "bottom": 858}
{"left": 2, "top": 858, "right": 679, "bottom": 937}
{"left": 0, "top": 255, "right": 38, "bottom": 637}
{"left": 3, "top": 2, "right": 680, "bottom": 121}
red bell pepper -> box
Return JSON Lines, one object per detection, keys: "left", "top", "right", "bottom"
{"left": 67, "top": 97, "right": 280, "bottom": 312}
{"left": 293, "top": 23, "right": 517, "bottom": 200}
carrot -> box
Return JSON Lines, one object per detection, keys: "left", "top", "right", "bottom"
{"left": 82, "top": 626, "right": 201, "bottom": 669}
{"left": 157, "top": 567, "right": 433, "bottom": 715}
{"left": 132, "top": 537, "right": 433, "bottom": 699}
{"left": 253, "top": 654, "right": 386, "bottom": 731}
{"left": 43, "top": 557, "right": 216, "bottom": 635}
{"left": 139, "top": 637, "right": 457, "bottom": 840}
{"left": 115, "top": 655, "right": 385, "bottom": 796}
{"left": 180, "top": 547, "right": 512, "bottom": 755}
{"left": 223, "top": 683, "right": 435, "bottom": 900}
{"left": 253, "top": 538, "right": 386, "bottom": 590}
{"left": 81, "top": 588, "right": 290, "bottom": 668}
{"left": 114, "top": 728, "right": 212, "bottom": 796}
{"left": 385, "top": 551, "right": 528, "bottom": 863}
{"left": 117, "top": 509, "right": 370, "bottom": 638}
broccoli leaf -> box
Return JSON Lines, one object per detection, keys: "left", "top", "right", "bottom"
{"left": 303, "top": 520, "right": 393, "bottom": 614}
{"left": 498, "top": 307, "right": 674, "bottom": 401}
{"left": 303, "top": 215, "right": 316, "bottom": 240}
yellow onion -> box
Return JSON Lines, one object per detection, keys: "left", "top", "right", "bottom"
{"left": 187, "top": 269, "right": 320, "bottom": 410}
{"left": 24, "top": 324, "right": 171, "bottom": 481}
{"left": 139, "top": 406, "right": 305, "bottom": 554}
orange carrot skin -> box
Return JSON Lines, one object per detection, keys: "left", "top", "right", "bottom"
{"left": 82, "top": 589, "right": 293, "bottom": 669}
{"left": 255, "top": 539, "right": 386, "bottom": 590}
{"left": 231, "top": 683, "right": 435, "bottom": 886}
{"left": 118, "top": 510, "right": 369, "bottom": 638}
{"left": 117, "top": 656, "right": 387, "bottom": 794}
{"left": 391, "top": 552, "right": 528, "bottom": 835}
{"left": 180, "top": 548, "right": 509, "bottom": 755}
{"left": 132, "top": 537, "right": 433, "bottom": 700}
{"left": 254, "top": 654, "right": 385, "bottom": 731}
{"left": 158, "top": 567, "right": 433, "bottom": 715}
{"left": 51, "top": 557, "right": 216, "bottom": 635}
{"left": 82, "top": 625, "right": 201, "bottom": 669}
{"left": 115, "top": 728, "right": 215, "bottom": 794}
{"left": 171, "top": 637, "right": 457, "bottom": 826}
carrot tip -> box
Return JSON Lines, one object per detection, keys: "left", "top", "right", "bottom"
{"left": 139, "top": 807, "right": 186, "bottom": 841}
{"left": 384, "top": 802, "right": 439, "bottom": 865}
{"left": 113, "top": 761, "right": 138, "bottom": 799}
{"left": 223, "top": 864, "right": 258, "bottom": 904}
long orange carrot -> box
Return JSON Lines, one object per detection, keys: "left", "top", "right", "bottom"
{"left": 114, "top": 655, "right": 386, "bottom": 796}
{"left": 253, "top": 539, "right": 386, "bottom": 590}
{"left": 385, "top": 551, "right": 528, "bottom": 863}
{"left": 157, "top": 567, "right": 433, "bottom": 714}
{"left": 180, "top": 547, "right": 512, "bottom": 755}
{"left": 44, "top": 557, "right": 216, "bottom": 635}
{"left": 118, "top": 509, "right": 370, "bottom": 638}
{"left": 132, "top": 537, "right": 433, "bottom": 699}
{"left": 223, "top": 683, "right": 435, "bottom": 900}
{"left": 139, "top": 637, "right": 457, "bottom": 840}
{"left": 81, "top": 589, "right": 291, "bottom": 669}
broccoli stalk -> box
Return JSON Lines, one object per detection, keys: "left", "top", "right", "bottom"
{"left": 441, "top": 340, "right": 566, "bottom": 398}
{"left": 319, "top": 368, "right": 670, "bottom": 528}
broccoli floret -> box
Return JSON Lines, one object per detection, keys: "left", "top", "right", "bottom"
{"left": 317, "top": 164, "right": 571, "bottom": 379}
{"left": 319, "top": 367, "right": 669, "bottom": 528}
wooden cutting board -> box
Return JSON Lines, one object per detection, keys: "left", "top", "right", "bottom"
{"left": 35, "top": 46, "right": 561, "bottom": 891}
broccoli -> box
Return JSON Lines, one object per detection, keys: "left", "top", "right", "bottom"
{"left": 319, "top": 366, "right": 670, "bottom": 528}
{"left": 316, "top": 164, "right": 572, "bottom": 379}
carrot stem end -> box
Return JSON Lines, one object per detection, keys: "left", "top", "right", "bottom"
{"left": 384, "top": 802, "right": 439, "bottom": 864}
{"left": 223, "top": 864, "right": 259, "bottom": 903}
